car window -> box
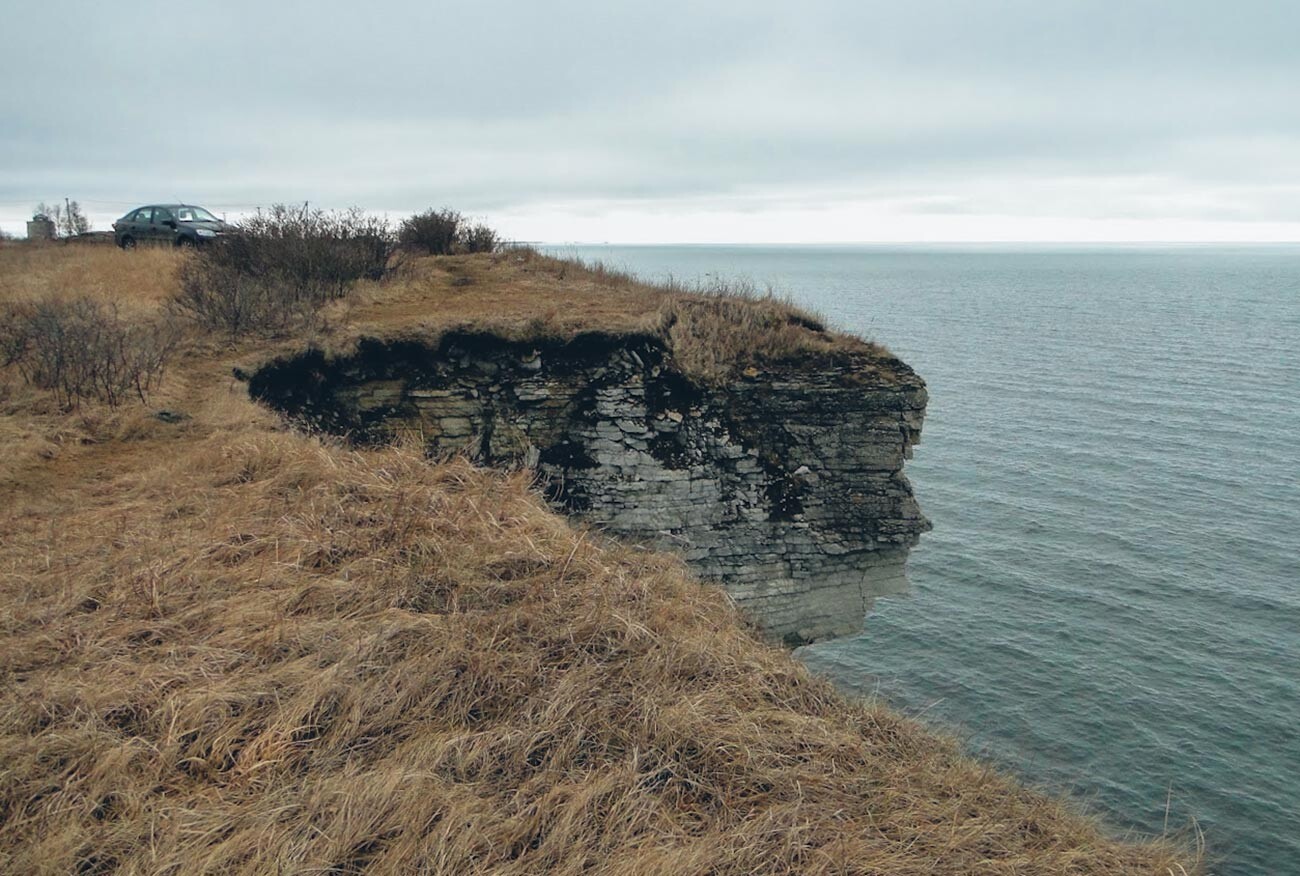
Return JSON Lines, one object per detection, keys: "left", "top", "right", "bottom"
{"left": 154, "top": 207, "right": 174, "bottom": 224}
{"left": 176, "top": 206, "right": 218, "bottom": 222}
{"left": 133, "top": 207, "right": 152, "bottom": 223}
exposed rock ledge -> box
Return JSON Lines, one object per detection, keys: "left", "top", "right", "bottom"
{"left": 249, "top": 330, "right": 930, "bottom": 644}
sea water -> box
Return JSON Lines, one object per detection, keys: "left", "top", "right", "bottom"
{"left": 545, "top": 244, "right": 1300, "bottom": 876}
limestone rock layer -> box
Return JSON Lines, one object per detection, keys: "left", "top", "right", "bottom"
{"left": 250, "top": 332, "right": 930, "bottom": 644}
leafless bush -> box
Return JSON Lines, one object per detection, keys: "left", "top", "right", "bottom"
{"left": 398, "top": 208, "right": 462, "bottom": 254}
{"left": 399, "top": 209, "right": 500, "bottom": 255}
{"left": 0, "top": 309, "right": 27, "bottom": 367}
{"left": 174, "top": 204, "right": 395, "bottom": 335}
{"left": 1, "top": 297, "right": 178, "bottom": 409}
{"left": 174, "top": 261, "right": 322, "bottom": 336}
{"left": 236, "top": 205, "right": 394, "bottom": 292}
{"left": 456, "top": 221, "right": 499, "bottom": 254}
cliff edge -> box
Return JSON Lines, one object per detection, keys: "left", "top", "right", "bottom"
{"left": 249, "top": 274, "right": 930, "bottom": 644}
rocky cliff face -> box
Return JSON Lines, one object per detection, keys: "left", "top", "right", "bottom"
{"left": 249, "top": 331, "right": 929, "bottom": 644}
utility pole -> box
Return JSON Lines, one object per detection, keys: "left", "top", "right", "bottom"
{"left": 64, "top": 197, "right": 71, "bottom": 237}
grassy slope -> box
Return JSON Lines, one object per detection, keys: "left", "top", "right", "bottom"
{"left": 0, "top": 244, "right": 1197, "bottom": 874}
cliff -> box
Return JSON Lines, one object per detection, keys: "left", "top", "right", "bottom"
{"left": 249, "top": 328, "right": 930, "bottom": 644}
{"left": 0, "top": 244, "right": 1196, "bottom": 875}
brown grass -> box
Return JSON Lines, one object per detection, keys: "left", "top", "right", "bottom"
{"left": 338, "top": 248, "right": 880, "bottom": 384}
{"left": 0, "top": 243, "right": 1200, "bottom": 874}
{"left": 0, "top": 243, "right": 184, "bottom": 310}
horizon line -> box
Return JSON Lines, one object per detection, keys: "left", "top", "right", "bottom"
{"left": 532, "top": 240, "right": 1300, "bottom": 247}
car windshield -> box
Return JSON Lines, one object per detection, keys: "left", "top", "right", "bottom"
{"left": 175, "top": 206, "right": 218, "bottom": 222}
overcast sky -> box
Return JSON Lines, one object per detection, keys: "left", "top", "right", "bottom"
{"left": 3, "top": 1, "right": 1298, "bottom": 242}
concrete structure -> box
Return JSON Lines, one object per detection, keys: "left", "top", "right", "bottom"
{"left": 26, "top": 216, "right": 55, "bottom": 241}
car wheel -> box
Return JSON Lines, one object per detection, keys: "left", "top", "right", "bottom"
{"left": 120, "top": 236, "right": 136, "bottom": 250}
{"left": 177, "top": 236, "right": 196, "bottom": 249}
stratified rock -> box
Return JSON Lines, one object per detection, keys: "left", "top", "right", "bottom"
{"left": 249, "top": 332, "right": 929, "bottom": 645}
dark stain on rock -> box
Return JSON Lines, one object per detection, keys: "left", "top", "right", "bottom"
{"left": 249, "top": 330, "right": 929, "bottom": 644}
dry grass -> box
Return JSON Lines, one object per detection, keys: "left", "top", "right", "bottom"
{"left": 0, "top": 243, "right": 1200, "bottom": 874}
{"left": 0, "top": 243, "right": 184, "bottom": 310}
{"left": 2, "top": 297, "right": 179, "bottom": 410}
{"left": 661, "top": 292, "right": 837, "bottom": 384}
{"left": 339, "top": 248, "right": 880, "bottom": 384}
{"left": 0, "top": 245, "right": 189, "bottom": 484}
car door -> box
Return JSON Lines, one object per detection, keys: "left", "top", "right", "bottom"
{"left": 152, "top": 206, "right": 175, "bottom": 245}
{"left": 130, "top": 207, "right": 152, "bottom": 242}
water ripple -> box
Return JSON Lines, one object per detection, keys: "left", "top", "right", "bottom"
{"left": 556, "top": 244, "right": 1300, "bottom": 876}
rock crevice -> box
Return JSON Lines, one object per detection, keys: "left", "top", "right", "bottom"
{"left": 250, "top": 331, "right": 929, "bottom": 644}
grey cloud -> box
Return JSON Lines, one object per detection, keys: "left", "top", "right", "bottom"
{"left": 3, "top": 0, "right": 1298, "bottom": 236}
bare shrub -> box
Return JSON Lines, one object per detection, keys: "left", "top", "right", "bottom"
{"left": 399, "top": 209, "right": 500, "bottom": 255}
{"left": 0, "top": 305, "right": 28, "bottom": 366}
{"left": 1, "top": 296, "right": 178, "bottom": 409}
{"left": 237, "top": 205, "right": 394, "bottom": 292}
{"left": 398, "top": 208, "right": 462, "bottom": 255}
{"left": 174, "top": 204, "right": 395, "bottom": 335}
{"left": 456, "top": 221, "right": 499, "bottom": 254}
{"left": 174, "top": 260, "right": 321, "bottom": 337}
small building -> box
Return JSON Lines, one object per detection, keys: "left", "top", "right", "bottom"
{"left": 27, "top": 215, "right": 56, "bottom": 241}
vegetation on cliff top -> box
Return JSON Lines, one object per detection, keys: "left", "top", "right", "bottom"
{"left": 341, "top": 243, "right": 893, "bottom": 386}
{"left": 0, "top": 240, "right": 1198, "bottom": 873}
{"left": 27, "top": 203, "right": 879, "bottom": 384}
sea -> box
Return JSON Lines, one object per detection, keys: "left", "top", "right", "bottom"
{"left": 544, "top": 243, "right": 1299, "bottom": 876}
